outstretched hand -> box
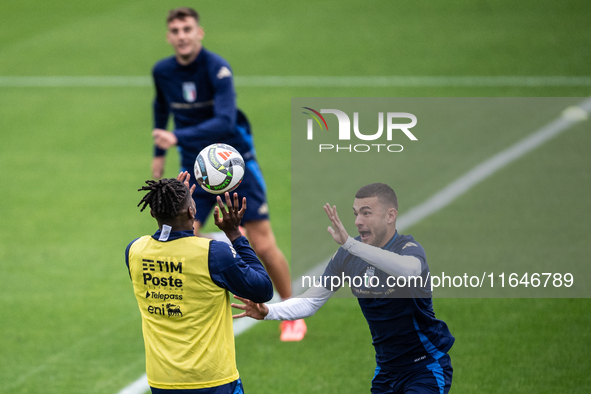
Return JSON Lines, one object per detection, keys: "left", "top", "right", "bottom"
{"left": 324, "top": 203, "right": 349, "bottom": 245}
{"left": 153, "top": 129, "right": 178, "bottom": 150}
{"left": 231, "top": 295, "right": 269, "bottom": 320}
{"left": 214, "top": 192, "right": 247, "bottom": 242}
{"left": 176, "top": 171, "right": 196, "bottom": 195}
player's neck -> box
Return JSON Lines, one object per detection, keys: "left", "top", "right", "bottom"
{"left": 157, "top": 220, "right": 194, "bottom": 233}
{"left": 377, "top": 228, "right": 397, "bottom": 248}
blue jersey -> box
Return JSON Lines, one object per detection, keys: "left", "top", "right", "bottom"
{"left": 322, "top": 232, "right": 454, "bottom": 371}
{"left": 152, "top": 48, "right": 255, "bottom": 171}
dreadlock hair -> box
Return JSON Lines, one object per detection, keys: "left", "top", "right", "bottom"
{"left": 137, "top": 178, "right": 190, "bottom": 220}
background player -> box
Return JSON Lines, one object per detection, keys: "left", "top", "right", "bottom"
{"left": 232, "top": 183, "right": 455, "bottom": 393}
{"left": 150, "top": 7, "right": 305, "bottom": 341}
{"left": 126, "top": 171, "right": 273, "bottom": 393}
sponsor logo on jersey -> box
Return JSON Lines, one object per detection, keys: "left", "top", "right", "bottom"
{"left": 142, "top": 259, "right": 184, "bottom": 288}
{"left": 402, "top": 242, "right": 418, "bottom": 250}
{"left": 217, "top": 66, "right": 232, "bottom": 79}
{"left": 143, "top": 273, "right": 183, "bottom": 287}
{"left": 142, "top": 259, "right": 183, "bottom": 273}
{"left": 258, "top": 203, "right": 269, "bottom": 215}
{"left": 182, "top": 81, "right": 197, "bottom": 102}
{"left": 166, "top": 303, "right": 183, "bottom": 317}
{"left": 146, "top": 291, "right": 183, "bottom": 301}
{"left": 147, "top": 303, "right": 183, "bottom": 317}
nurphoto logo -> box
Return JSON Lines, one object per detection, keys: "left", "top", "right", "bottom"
{"left": 302, "top": 107, "right": 417, "bottom": 153}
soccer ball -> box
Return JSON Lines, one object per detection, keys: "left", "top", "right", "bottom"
{"left": 194, "top": 143, "right": 245, "bottom": 194}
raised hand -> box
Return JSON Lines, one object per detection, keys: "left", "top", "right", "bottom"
{"left": 176, "top": 171, "right": 196, "bottom": 195}
{"left": 231, "top": 295, "right": 269, "bottom": 320}
{"left": 152, "top": 129, "right": 178, "bottom": 150}
{"left": 214, "top": 192, "right": 247, "bottom": 242}
{"left": 324, "top": 203, "right": 349, "bottom": 245}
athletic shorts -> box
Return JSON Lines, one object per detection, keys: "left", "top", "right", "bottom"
{"left": 183, "top": 159, "right": 269, "bottom": 225}
{"left": 150, "top": 378, "right": 244, "bottom": 394}
{"left": 371, "top": 354, "right": 453, "bottom": 394}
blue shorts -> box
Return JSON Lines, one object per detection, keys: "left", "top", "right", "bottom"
{"left": 150, "top": 378, "right": 244, "bottom": 394}
{"left": 372, "top": 354, "right": 453, "bottom": 394}
{"left": 184, "top": 159, "right": 269, "bottom": 225}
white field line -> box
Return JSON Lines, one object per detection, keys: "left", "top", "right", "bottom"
{"left": 1, "top": 75, "right": 591, "bottom": 88}
{"left": 117, "top": 97, "right": 590, "bottom": 394}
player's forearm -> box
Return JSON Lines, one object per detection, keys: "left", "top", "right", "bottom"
{"left": 153, "top": 101, "right": 169, "bottom": 129}
{"left": 232, "top": 272, "right": 273, "bottom": 304}
{"left": 153, "top": 102, "right": 169, "bottom": 156}
{"left": 224, "top": 247, "right": 273, "bottom": 304}
{"left": 341, "top": 237, "right": 421, "bottom": 278}
{"left": 152, "top": 75, "right": 169, "bottom": 127}
{"left": 209, "top": 240, "right": 273, "bottom": 303}
{"left": 220, "top": 263, "right": 273, "bottom": 304}
{"left": 232, "top": 236, "right": 262, "bottom": 267}
{"left": 264, "top": 297, "right": 322, "bottom": 320}
{"left": 153, "top": 146, "right": 167, "bottom": 157}
{"left": 173, "top": 116, "right": 234, "bottom": 146}
{"left": 232, "top": 238, "right": 274, "bottom": 303}
{"left": 264, "top": 287, "right": 332, "bottom": 320}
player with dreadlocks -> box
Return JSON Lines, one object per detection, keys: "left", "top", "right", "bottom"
{"left": 126, "top": 171, "right": 273, "bottom": 393}
{"left": 137, "top": 178, "right": 192, "bottom": 219}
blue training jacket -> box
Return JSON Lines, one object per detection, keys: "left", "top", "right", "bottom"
{"left": 152, "top": 48, "right": 255, "bottom": 170}
{"left": 322, "top": 232, "right": 455, "bottom": 371}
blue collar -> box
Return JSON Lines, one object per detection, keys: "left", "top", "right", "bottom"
{"left": 151, "top": 229, "right": 195, "bottom": 242}
{"left": 382, "top": 231, "right": 399, "bottom": 249}
{"left": 177, "top": 46, "right": 207, "bottom": 69}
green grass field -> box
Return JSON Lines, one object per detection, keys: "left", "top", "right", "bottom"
{"left": 1, "top": 0, "right": 590, "bottom": 393}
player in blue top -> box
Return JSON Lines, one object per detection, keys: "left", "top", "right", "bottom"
{"left": 149, "top": 7, "right": 305, "bottom": 341}
{"left": 233, "top": 183, "right": 454, "bottom": 393}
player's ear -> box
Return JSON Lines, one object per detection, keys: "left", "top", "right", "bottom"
{"left": 387, "top": 207, "right": 397, "bottom": 224}
{"left": 188, "top": 204, "right": 196, "bottom": 220}
{"left": 150, "top": 208, "right": 155, "bottom": 218}
{"left": 197, "top": 26, "right": 204, "bottom": 40}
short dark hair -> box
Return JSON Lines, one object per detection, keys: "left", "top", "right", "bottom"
{"left": 167, "top": 7, "right": 199, "bottom": 24}
{"left": 355, "top": 183, "right": 398, "bottom": 210}
{"left": 137, "top": 178, "right": 191, "bottom": 220}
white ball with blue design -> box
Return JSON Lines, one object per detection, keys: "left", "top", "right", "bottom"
{"left": 194, "top": 143, "right": 245, "bottom": 194}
